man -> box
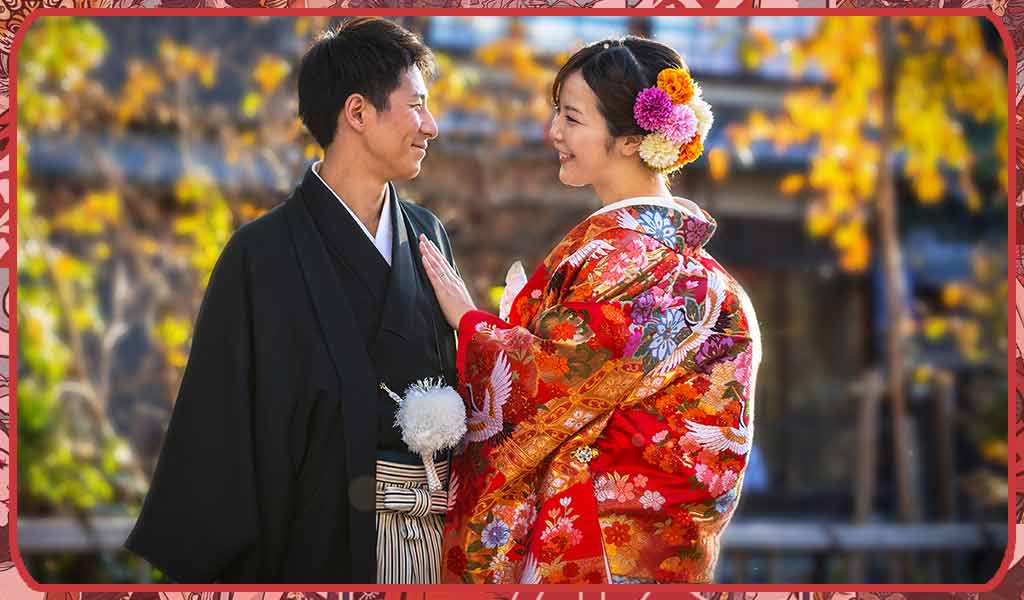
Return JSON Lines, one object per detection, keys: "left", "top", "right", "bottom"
{"left": 125, "top": 17, "right": 459, "bottom": 584}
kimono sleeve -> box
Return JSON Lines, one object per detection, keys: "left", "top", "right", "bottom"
{"left": 642, "top": 270, "right": 762, "bottom": 504}
{"left": 453, "top": 228, "right": 675, "bottom": 483}
{"left": 124, "top": 233, "right": 259, "bottom": 583}
{"left": 445, "top": 227, "right": 762, "bottom": 583}
{"left": 590, "top": 267, "right": 762, "bottom": 583}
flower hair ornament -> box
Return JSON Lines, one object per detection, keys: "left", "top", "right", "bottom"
{"left": 633, "top": 66, "right": 714, "bottom": 174}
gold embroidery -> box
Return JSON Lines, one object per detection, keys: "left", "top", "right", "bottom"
{"left": 572, "top": 445, "right": 599, "bottom": 464}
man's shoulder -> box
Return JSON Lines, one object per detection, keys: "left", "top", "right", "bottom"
{"left": 232, "top": 201, "right": 289, "bottom": 247}
{"left": 397, "top": 197, "right": 457, "bottom": 265}
{"left": 210, "top": 202, "right": 291, "bottom": 275}
{"left": 397, "top": 198, "right": 449, "bottom": 246}
{"left": 397, "top": 197, "right": 442, "bottom": 228}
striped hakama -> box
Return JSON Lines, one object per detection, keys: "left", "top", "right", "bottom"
{"left": 375, "top": 458, "right": 448, "bottom": 584}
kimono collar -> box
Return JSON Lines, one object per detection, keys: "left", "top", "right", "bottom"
{"left": 311, "top": 160, "right": 393, "bottom": 266}
{"left": 589, "top": 195, "right": 717, "bottom": 252}
{"left": 301, "top": 166, "right": 395, "bottom": 300}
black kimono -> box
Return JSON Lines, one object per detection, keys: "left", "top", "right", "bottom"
{"left": 125, "top": 167, "right": 458, "bottom": 583}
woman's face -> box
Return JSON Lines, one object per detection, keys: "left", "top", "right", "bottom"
{"left": 548, "top": 70, "right": 615, "bottom": 188}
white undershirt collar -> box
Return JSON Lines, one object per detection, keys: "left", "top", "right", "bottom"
{"left": 589, "top": 195, "right": 706, "bottom": 221}
{"left": 312, "top": 160, "right": 392, "bottom": 266}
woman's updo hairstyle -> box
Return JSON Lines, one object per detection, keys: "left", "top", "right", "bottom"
{"left": 551, "top": 36, "right": 684, "bottom": 139}
{"left": 552, "top": 36, "right": 713, "bottom": 174}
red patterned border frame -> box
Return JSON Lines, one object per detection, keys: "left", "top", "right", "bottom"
{"left": 0, "top": 4, "right": 1016, "bottom": 598}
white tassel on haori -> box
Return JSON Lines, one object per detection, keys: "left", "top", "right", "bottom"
{"left": 380, "top": 378, "right": 467, "bottom": 492}
{"left": 499, "top": 260, "right": 528, "bottom": 322}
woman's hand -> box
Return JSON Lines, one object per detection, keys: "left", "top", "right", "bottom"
{"left": 419, "top": 234, "right": 477, "bottom": 329}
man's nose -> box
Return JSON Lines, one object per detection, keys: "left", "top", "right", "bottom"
{"left": 422, "top": 108, "right": 439, "bottom": 140}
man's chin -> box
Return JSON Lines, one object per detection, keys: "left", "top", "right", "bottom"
{"left": 397, "top": 162, "right": 424, "bottom": 181}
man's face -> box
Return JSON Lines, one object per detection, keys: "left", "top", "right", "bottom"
{"left": 363, "top": 66, "right": 439, "bottom": 181}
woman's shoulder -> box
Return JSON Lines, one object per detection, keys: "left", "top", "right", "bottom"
{"left": 694, "top": 250, "right": 762, "bottom": 351}
{"left": 580, "top": 197, "right": 718, "bottom": 258}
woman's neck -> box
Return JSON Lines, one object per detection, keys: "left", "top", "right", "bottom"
{"left": 593, "top": 168, "right": 672, "bottom": 207}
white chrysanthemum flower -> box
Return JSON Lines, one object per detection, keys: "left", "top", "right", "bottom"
{"left": 638, "top": 133, "right": 680, "bottom": 171}
{"left": 689, "top": 96, "right": 714, "bottom": 141}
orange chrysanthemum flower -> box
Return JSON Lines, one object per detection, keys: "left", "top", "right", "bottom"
{"left": 600, "top": 303, "right": 628, "bottom": 325}
{"left": 549, "top": 321, "right": 578, "bottom": 341}
{"left": 665, "top": 134, "right": 704, "bottom": 173}
{"left": 535, "top": 351, "right": 569, "bottom": 376}
{"left": 657, "top": 68, "right": 695, "bottom": 105}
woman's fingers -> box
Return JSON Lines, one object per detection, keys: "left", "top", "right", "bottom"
{"left": 423, "top": 237, "right": 445, "bottom": 270}
{"left": 417, "top": 234, "right": 476, "bottom": 328}
{"left": 420, "top": 236, "right": 450, "bottom": 277}
{"left": 419, "top": 235, "right": 448, "bottom": 288}
{"left": 419, "top": 234, "right": 437, "bottom": 262}
{"left": 418, "top": 235, "right": 435, "bottom": 262}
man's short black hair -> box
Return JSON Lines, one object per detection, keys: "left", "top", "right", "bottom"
{"left": 297, "top": 17, "right": 436, "bottom": 149}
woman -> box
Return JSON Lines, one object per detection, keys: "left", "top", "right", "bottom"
{"left": 419, "top": 36, "right": 761, "bottom": 584}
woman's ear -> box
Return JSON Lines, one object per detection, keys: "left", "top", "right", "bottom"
{"left": 341, "top": 93, "right": 371, "bottom": 133}
{"left": 618, "top": 134, "right": 645, "bottom": 157}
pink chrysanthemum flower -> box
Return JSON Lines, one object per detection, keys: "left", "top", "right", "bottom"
{"left": 659, "top": 104, "right": 698, "bottom": 146}
{"left": 633, "top": 87, "right": 674, "bottom": 132}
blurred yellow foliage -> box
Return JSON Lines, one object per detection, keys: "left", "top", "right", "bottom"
{"left": 922, "top": 317, "right": 948, "bottom": 340}
{"left": 981, "top": 439, "right": 1008, "bottom": 465}
{"left": 175, "top": 172, "right": 213, "bottom": 205}
{"left": 740, "top": 27, "right": 777, "bottom": 70}
{"left": 839, "top": 239, "right": 870, "bottom": 272}
{"left": 488, "top": 286, "right": 504, "bottom": 311}
{"left": 971, "top": 251, "right": 996, "bottom": 284}
{"left": 832, "top": 220, "right": 861, "bottom": 250}
{"left": 731, "top": 16, "right": 1006, "bottom": 275}
{"left": 159, "top": 38, "right": 217, "bottom": 87}
{"left": 172, "top": 170, "right": 235, "bottom": 286}
{"left": 198, "top": 59, "right": 217, "bottom": 88}
{"left": 242, "top": 92, "right": 263, "bottom": 118}
{"left": 238, "top": 202, "right": 267, "bottom": 223}
{"left": 117, "top": 61, "right": 163, "bottom": 126}
{"left": 18, "top": 17, "right": 106, "bottom": 131}
{"left": 706, "top": 148, "right": 728, "bottom": 182}
{"left": 941, "top": 282, "right": 965, "bottom": 308}
{"left": 137, "top": 236, "right": 160, "bottom": 257}
{"left": 253, "top": 55, "right": 290, "bottom": 95}
{"left": 156, "top": 316, "right": 191, "bottom": 349}
{"left": 92, "top": 242, "right": 111, "bottom": 261}
{"left": 805, "top": 202, "right": 835, "bottom": 238}
{"left": 52, "top": 191, "right": 121, "bottom": 235}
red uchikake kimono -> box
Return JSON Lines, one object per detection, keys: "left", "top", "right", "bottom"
{"left": 442, "top": 197, "right": 762, "bottom": 584}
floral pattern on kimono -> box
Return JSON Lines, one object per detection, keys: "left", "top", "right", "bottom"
{"left": 442, "top": 199, "right": 761, "bottom": 584}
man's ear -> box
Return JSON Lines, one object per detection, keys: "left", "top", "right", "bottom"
{"left": 341, "top": 93, "right": 373, "bottom": 133}
{"left": 618, "top": 134, "right": 645, "bottom": 157}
